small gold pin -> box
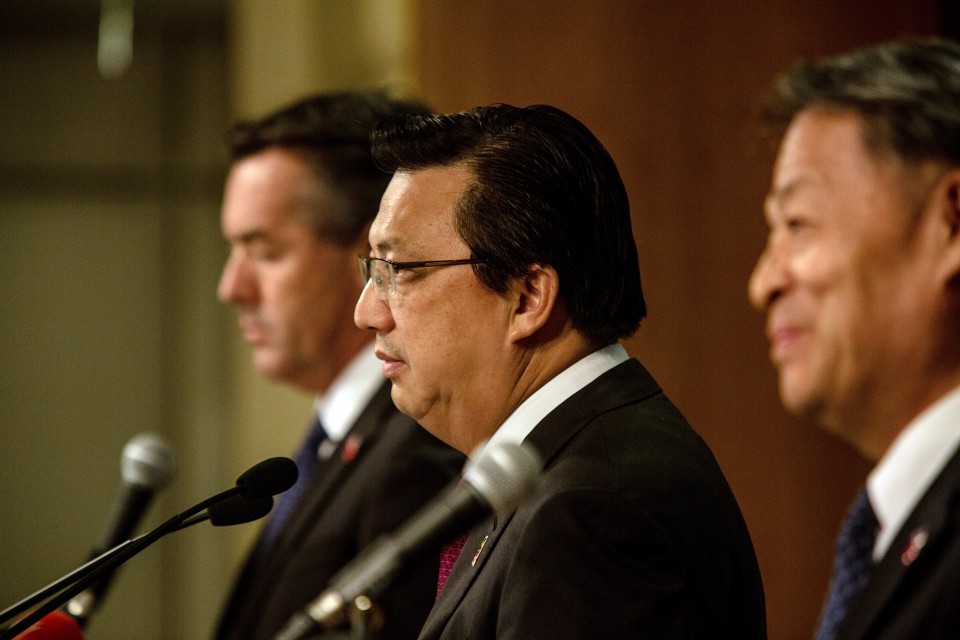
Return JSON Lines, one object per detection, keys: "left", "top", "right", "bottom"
{"left": 471, "top": 535, "right": 489, "bottom": 566}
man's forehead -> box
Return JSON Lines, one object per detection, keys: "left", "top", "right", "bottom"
{"left": 765, "top": 175, "right": 809, "bottom": 212}
{"left": 368, "top": 167, "right": 472, "bottom": 256}
{"left": 368, "top": 207, "right": 417, "bottom": 254}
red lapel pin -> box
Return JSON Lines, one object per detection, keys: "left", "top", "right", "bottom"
{"left": 341, "top": 435, "right": 363, "bottom": 462}
{"left": 900, "top": 528, "right": 929, "bottom": 567}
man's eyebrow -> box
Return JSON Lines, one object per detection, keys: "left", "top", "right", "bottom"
{"left": 763, "top": 176, "right": 810, "bottom": 220}
{"left": 233, "top": 229, "right": 269, "bottom": 244}
{"left": 767, "top": 174, "right": 814, "bottom": 203}
{"left": 371, "top": 237, "right": 402, "bottom": 255}
{"left": 767, "top": 176, "right": 804, "bottom": 206}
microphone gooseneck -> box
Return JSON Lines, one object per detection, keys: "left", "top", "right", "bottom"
{"left": 0, "top": 456, "right": 296, "bottom": 640}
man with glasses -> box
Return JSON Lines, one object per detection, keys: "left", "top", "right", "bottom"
{"left": 214, "top": 91, "right": 463, "bottom": 640}
{"left": 354, "top": 104, "right": 767, "bottom": 638}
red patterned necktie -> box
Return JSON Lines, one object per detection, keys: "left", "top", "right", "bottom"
{"left": 436, "top": 532, "right": 470, "bottom": 599}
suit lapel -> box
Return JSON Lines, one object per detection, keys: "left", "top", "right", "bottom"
{"left": 839, "top": 444, "right": 960, "bottom": 640}
{"left": 420, "top": 513, "right": 513, "bottom": 638}
{"left": 268, "top": 382, "right": 393, "bottom": 557}
{"left": 418, "top": 359, "right": 660, "bottom": 639}
{"left": 526, "top": 358, "right": 661, "bottom": 464}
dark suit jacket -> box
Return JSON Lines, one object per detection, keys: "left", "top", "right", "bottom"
{"left": 836, "top": 444, "right": 960, "bottom": 640}
{"left": 418, "top": 358, "right": 767, "bottom": 639}
{"left": 216, "top": 382, "right": 465, "bottom": 640}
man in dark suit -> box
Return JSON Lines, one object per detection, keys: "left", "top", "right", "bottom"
{"left": 214, "top": 91, "right": 464, "bottom": 640}
{"left": 354, "top": 104, "right": 767, "bottom": 638}
{"left": 750, "top": 39, "right": 960, "bottom": 640}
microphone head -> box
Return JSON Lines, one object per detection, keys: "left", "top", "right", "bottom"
{"left": 120, "top": 433, "right": 175, "bottom": 490}
{"left": 208, "top": 494, "right": 274, "bottom": 526}
{"left": 236, "top": 456, "right": 298, "bottom": 499}
{"left": 463, "top": 441, "right": 542, "bottom": 516}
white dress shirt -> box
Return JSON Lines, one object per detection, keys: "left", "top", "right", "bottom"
{"left": 482, "top": 343, "right": 629, "bottom": 455}
{"left": 314, "top": 344, "right": 385, "bottom": 444}
{"left": 868, "top": 384, "right": 960, "bottom": 560}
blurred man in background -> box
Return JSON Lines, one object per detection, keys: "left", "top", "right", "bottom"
{"left": 215, "top": 91, "right": 463, "bottom": 640}
{"left": 750, "top": 38, "right": 960, "bottom": 640}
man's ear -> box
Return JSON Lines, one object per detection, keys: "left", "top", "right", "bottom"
{"left": 934, "top": 169, "right": 960, "bottom": 286}
{"left": 507, "top": 265, "right": 560, "bottom": 344}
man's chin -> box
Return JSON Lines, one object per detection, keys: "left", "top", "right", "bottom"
{"left": 252, "top": 352, "right": 293, "bottom": 381}
{"left": 778, "top": 379, "right": 811, "bottom": 415}
{"left": 389, "top": 383, "right": 412, "bottom": 416}
{"left": 779, "top": 377, "right": 833, "bottom": 429}
{"left": 389, "top": 383, "right": 430, "bottom": 423}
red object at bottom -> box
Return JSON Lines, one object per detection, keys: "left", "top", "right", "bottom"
{"left": 13, "top": 611, "right": 84, "bottom": 640}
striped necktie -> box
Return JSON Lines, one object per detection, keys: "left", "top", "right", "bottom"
{"left": 260, "top": 416, "right": 328, "bottom": 547}
{"left": 815, "top": 487, "right": 879, "bottom": 640}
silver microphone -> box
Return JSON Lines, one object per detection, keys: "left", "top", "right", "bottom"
{"left": 65, "top": 433, "right": 175, "bottom": 624}
{"left": 274, "top": 440, "right": 542, "bottom": 640}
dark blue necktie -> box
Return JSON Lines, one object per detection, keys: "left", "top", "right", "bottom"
{"left": 815, "top": 487, "right": 879, "bottom": 640}
{"left": 259, "top": 416, "right": 328, "bottom": 547}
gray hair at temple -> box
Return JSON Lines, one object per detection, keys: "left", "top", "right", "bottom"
{"left": 762, "top": 37, "right": 960, "bottom": 166}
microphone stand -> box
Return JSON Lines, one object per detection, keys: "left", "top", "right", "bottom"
{"left": 0, "top": 487, "right": 239, "bottom": 639}
{"left": 0, "top": 506, "right": 226, "bottom": 633}
{"left": 279, "top": 598, "right": 376, "bottom": 640}
{"left": 347, "top": 595, "right": 377, "bottom": 640}
{"left": 0, "top": 540, "right": 135, "bottom": 630}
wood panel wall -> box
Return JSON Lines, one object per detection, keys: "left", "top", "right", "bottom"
{"left": 408, "top": 1, "right": 941, "bottom": 636}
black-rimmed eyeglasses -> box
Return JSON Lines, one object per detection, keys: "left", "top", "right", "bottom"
{"left": 358, "top": 255, "right": 488, "bottom": 300}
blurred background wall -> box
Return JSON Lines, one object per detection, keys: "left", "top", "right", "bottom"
{"left": 0, "top": 1, "right": 952, "bottom": 638}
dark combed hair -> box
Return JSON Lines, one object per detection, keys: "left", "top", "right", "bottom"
{"left": 226, "top": 90, "right": 432, "bottom": 244}
{"left": 371, "top": 104, "right": 646, "bottom": 346}
{"left": 761, "top": 37, "right": 960, "bottom": 165}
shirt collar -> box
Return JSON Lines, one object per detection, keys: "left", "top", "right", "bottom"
{"left": 314, "top": 344, "right": 384, "bottom": 443}
{"left": 868, "top": 384, "right": 960, "bottom": 560}
{"left": 483, "top": 343, "right": 629, "bottom": 455}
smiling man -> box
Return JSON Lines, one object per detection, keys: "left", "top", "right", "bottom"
{"left": 355, "top": 104, "right": 767, "bottom": 639}
{"left": 750, "top": 39, "right": 960, "bottom": 640}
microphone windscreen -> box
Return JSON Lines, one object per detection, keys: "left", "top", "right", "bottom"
{"left": 208, "top": 495, "right": 273, "bottom": 526}
{"left": 235, "top": 457, "right": 298, "bottom": 499}
{"left": 120, "top": 433, "right": 175, "bottom": 489}
{"left": 464, "top": 441, "right": 542, "bottom": 515}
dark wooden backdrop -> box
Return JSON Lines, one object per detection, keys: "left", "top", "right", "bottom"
{"left": 407, "top": 2, "right": 943, "bottom": 636}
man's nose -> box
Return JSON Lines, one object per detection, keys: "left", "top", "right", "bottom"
{"left": 355, "top": 279, "right": 393, "bottom": 332}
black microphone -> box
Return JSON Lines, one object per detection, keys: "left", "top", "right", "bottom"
{"left": 235, "top": 456, "right": 299, "bottom": 499}
{"left": 273, "top": 441, "right": 542, "bottom": 640}
{"left": 179, "top": 493, "right": 274, "bottom": 529}
{"left": 0, "top": 457, "right": 296, "bottom": 640}
{"left": 65, "top": 433, "right": 175, "bottom": 626}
